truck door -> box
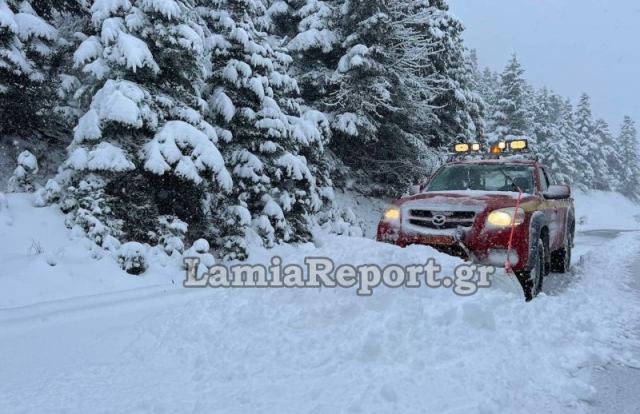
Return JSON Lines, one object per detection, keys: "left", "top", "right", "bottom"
{"left": 540, "top": 167, "right": 562, "bottom": 250}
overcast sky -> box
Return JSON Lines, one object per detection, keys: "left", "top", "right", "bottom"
{"left": 451, "top": 0, "right": 640, "bottom": 132}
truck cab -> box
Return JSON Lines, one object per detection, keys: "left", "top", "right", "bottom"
{"left": 376, "top": 140, "right": 575, "bottom": 301}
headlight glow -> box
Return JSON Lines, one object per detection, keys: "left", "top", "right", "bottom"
{"left": 486, "top": 207, "right": 525, "bottom": 227}
{"left": 383, "top": 206, "right": 401, "bottom": 221}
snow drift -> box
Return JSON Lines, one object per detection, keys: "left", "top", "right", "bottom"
{"left": 1, "top": 191, "right": 640, "bottom": 413}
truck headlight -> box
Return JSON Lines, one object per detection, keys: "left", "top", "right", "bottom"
{"left": 486, "top": 207, "right": 525, "bottom": 227}
{"left": 383, "top": 206, "right": 401, "bottom": 222}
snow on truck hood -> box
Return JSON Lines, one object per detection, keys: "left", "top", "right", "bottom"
{"left": 399, "top": 190, "right": 532, "bottom": 211}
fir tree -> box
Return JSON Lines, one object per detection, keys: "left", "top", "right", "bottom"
{"left": 594, "top": 118, "right": 622, "bottom": 191}
{"left": 270, "top": 0, "right": 479, "bottom": 196}
{"left": 573, "top": 93, "right": 596, "bottom": 187}
{"left": 321, "top": 0, "right": 446, "bottom": 194}
{"left": 491, "top": 55, "right": 532, "bottom": 141}
{"left": 267, "top": 0, "right": 343, "bottom": 105}
{"left": 617, "top": 116, "right": 640, "bottom": 199}
{"left": 199, "top": 0, "right": 329, "bottom": 259}
{"left": 590, "top": 118, "right": 615, "bottom": 191}
{"left": 478, "top": 67, "right": 499, "bottom": 116}
{"left": 61, "top": 0, "right": 232, "bottom": 248}
{"left": 7, "top": 149, "right": 38, "bottom": 192}
{"left": 540, "top": 97, "right": 578, "bottom": 185}
{"left": 531, "top": 87, "right": 565, "bottom": 153}
{"left": 0, "top": 1, "right": 59, "bottom": 136}
{"left": 421, "top": 2, "right": 485, "bottom": 147}
{"left": 476, "top": 66, "right": 499, "bottom": 139}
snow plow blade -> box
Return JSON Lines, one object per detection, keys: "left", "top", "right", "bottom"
{"left": 489, "top": 269, "right": 525, "bottom": 297}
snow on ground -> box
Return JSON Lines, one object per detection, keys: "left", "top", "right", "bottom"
{"left": 574, "top": 189, "right": 640, "bottom": 232}
{"left": 589, "top": 248, "right": 640, "bottom": 414}
{"left": 333, "top": 189, "right": 388, "bottom": 237}
{"left": 0, "top": 191, "right": 639, "bottom": 413}
{"left": 0, "top": 194, "right": 177, "bottom": 309}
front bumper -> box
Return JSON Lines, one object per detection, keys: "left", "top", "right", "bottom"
{"left": 377, "top": 221, "right": 529, "bottom": 272}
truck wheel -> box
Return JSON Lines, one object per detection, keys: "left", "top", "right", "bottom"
{"left": 551, "top": 229, "right": 572, "bottom": 273}
{"left": 516, "top": 239, "right": 545, "bottom": 302}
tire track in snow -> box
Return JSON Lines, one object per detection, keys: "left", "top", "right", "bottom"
{"left": 0, "top": 282, "right": 210, "bottom": 329}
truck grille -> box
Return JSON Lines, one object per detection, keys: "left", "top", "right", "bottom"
{"left": 408, "top": 209, "right": 476, "bottom": 230}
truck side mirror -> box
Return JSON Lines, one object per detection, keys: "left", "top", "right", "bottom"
{"left": 543, "top": 184, "right": 571, "bottom": 200}
{"left": 409, "top": 184, "right": 421, "bottom": 196}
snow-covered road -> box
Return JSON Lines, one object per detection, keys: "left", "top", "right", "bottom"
{"left": 587, "top": 236, "right": 640, "bottom": 414}
{"left": 1, "top": 193, "right": 640, "bottom": 414}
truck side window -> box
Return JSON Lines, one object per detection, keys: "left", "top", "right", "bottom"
{"left": 542, "top": 168, "right": 555, "bottom": 186}
{"left": 539, "top": 168, "right": 550, "bottom": 191}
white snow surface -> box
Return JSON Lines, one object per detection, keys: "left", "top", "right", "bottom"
{"left": 573, "top": 189, "right": 640, "bottom": 231}
{"left": 0, "top": 1, "right": 17, "bottom": 32}
{"left": 0, "top": 191, "right": 639, "bottom": 413}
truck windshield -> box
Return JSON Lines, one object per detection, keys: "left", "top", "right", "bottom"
{"left": 427, "top": 164, "right": 535, "bottom": 193}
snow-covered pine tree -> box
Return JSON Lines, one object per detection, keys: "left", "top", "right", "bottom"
{"left": 264, "top": 0, "right": 343, "bottom": 199}
{"left": 269, "top": 0, "right": 464, "bottom": 196}
{"left": 268, "top": 0, "right": 487, "bottom": 195}
{"left": 474, "top": 66, "right": 499, "bottom": 139}
{"left": 322, "top": 0, "right": 447, "bottom": 195}
{"left": 7, "top": 149, "right": 38, "bottom": 192}
{"left": 468, "top": 49, "right": 481, "bottom": 85}
{"left": 266, "top": 0, "right": 343, "bottom": 104}
{"left": 267, "top": 0, "right": 358, "bottom": 195}
{"left": 464, "top": 48, "right": 486, "bottom": 143}
{"left": 478, "top": 67, "right": 499, "bottom": 117}
{"left": 199, "top": 0, "right": 329, "bottom": 259}
{"left": 329, "top": 0, "right": 399, "bottom": 143}
{"left": 423, "top": 2, "right": 485, "bottom": 147}
{"left": 0, "top": 0, "right": 69, "bottom": 182}
{"left": 573, "top": 93, "right": 597, "bottom": 188}
{"left": 45, "top": 3, "right": 87, "bottom": 130}
{"left": 617, "top": 116, "right": 640, "bottom": 200}
{"left": 540, "top": 96, "right": 578, "bottom": 185}
{"left": 0, "top": 0, "right": 58, "bottom": 136}
{"left": 490, "top": 55, "right": 532, "bottom": 142}
{"left": 60, "top": 0, "right": 232, "bottom": 250}
{"left": 260, "top": 0, "right": 336, "bottom": 199}
{"left": 522, "top": 82, "right": 538, "bottom": 145}
{"left": 531, "top": 88, "right": 554, "bottom": 150}
{"left": 592, "top": 118, "right": 619, "bottom": 191}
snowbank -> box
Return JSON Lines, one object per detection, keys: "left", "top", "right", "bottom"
{"left": 0, "top": 194, "right": 176, "bottom": 308}
{"left": 332, "top": 189, "right": 389, "bottom": 238}
{"left": 574, "top": 189, "right": 640, "bottom": 232}
{"left": 90, "top": 231, "right": 637, "bottom": 414}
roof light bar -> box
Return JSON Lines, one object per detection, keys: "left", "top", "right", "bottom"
{"left": 507, "top": 139, "right": 528, "bottom": 150}
{"left": 453, "top": 142, "right": 482, "bottom": 154}
{"left": 449, "top": 138, "right": 535, "bottom": 161}
{"left": 454, "top": 143, "right": 470, "bottom": 153}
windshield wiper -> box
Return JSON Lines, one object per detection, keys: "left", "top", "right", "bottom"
{"left": 497, "top": 168, "right": 523, "bottom": 193}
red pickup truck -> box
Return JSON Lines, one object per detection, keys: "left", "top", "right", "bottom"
{"left": 376, "top": 141, "right": 575, "bottom": 301}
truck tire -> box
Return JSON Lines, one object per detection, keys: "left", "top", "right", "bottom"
{"left": 551, "top": 226, "right": 572, "bottom": 273}
{"left": 516, "top": 239, "right": 545, "bottom": 302}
